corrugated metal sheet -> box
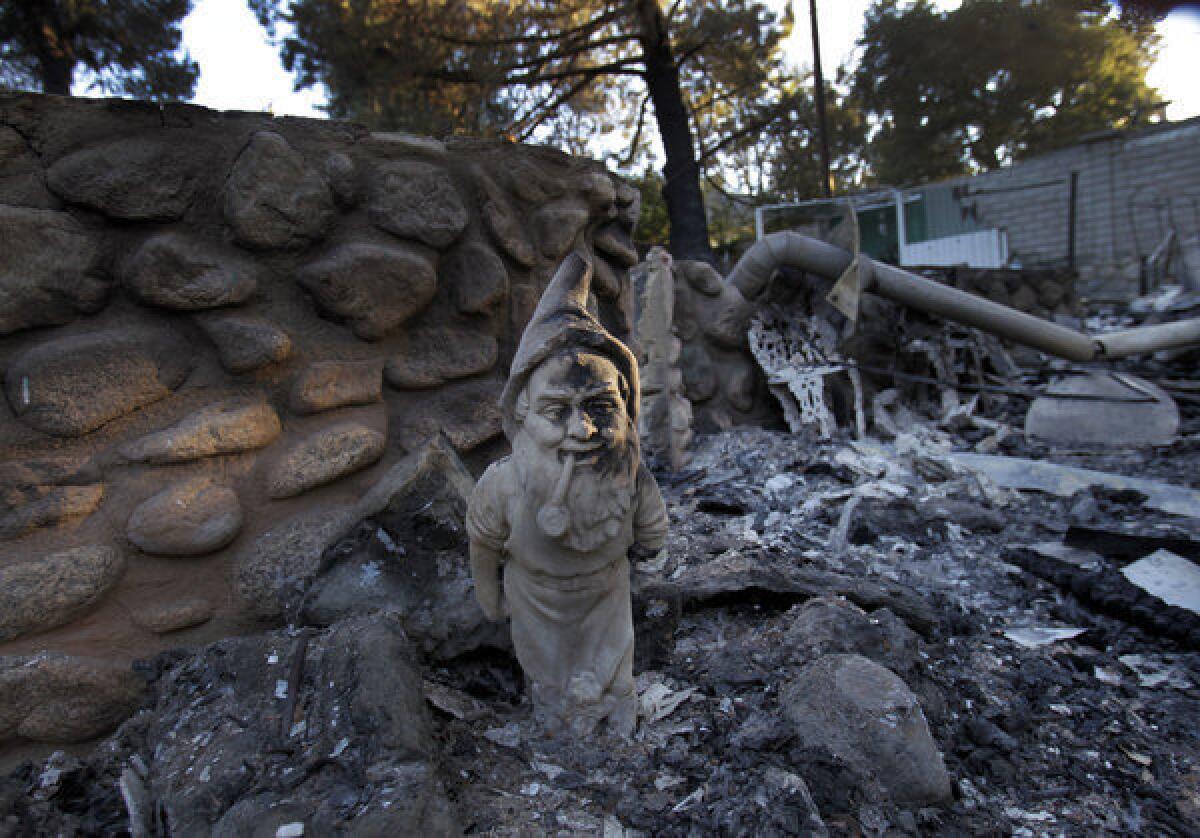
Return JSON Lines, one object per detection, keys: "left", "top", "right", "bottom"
{"left": 900, "top": 229, "right": 1009, "bottom": 268}
{"left": 920, "top": 183, "right": 984, "bottom": 241}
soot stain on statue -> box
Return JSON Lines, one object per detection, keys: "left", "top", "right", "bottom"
{"left": 559, "top": 348, "right": 632, "bottom": 478}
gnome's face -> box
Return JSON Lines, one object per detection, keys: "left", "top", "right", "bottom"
{"left": 522, "top": 351, "right": 630, "bottom": 460}
{"left": 514, "top": 349, "right": 638, "bottom": 550}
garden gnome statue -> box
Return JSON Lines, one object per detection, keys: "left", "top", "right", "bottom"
{"left": 467, "top": 251, "right": 668, "bottom": 736}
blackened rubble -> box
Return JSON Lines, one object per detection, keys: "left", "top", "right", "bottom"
{"left": 428, "top": 421, "right": 1200, "bottom": 835}
{"left": 5, "top": 397, "right": 1200, "bottom": 834}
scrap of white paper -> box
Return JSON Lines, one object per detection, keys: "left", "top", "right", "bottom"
{"left": 639, "top": 682, "right": 698, "bottom": 723}
{"left": 1121, "top": 550, "right": 1200, "bottom": 616}
{"left": 1003, "top": 626, "right": 1086, "bottom": 649}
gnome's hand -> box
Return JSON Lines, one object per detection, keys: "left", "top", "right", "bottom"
{"left": 474, "top": 576, "right": 507, "bottom": 621}
{"left": 470, "top": 542, "right": 507, "bottom": 621}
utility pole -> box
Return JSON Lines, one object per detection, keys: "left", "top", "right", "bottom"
{"left": 808, "top": 0, "right": 832, "bottom": 197}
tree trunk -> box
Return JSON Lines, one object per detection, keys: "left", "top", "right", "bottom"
{"left": 17, "top": 1, "right": 74, "bottom": 95}
{"left": 634, "top": 0, "right": 714, "bottom": 265}
{"left": 39, "top": 55, "right": 73, "bottom": 95}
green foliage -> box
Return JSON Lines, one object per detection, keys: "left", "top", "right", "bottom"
{"left": 250, "top": 0, "right": 525, "bottom": 135}
{"left": 632, "top": 168, "right": 670, "bottom": 247}
{"left": 671, "top": 0, "right": 793, "bottom": 166}
{"left": 0, "top": 0, "right": 197, "bottom": 99}
{"left": 852, "top": 0, "right": 1165, "bottom": 184}
{"left": 632, "top": 168, "right": 756, "bottom": 264}
{"left": 703, "top": 182, "right": 756, "bottom": 263}
{"left": 726, "top": 72, "right": 868, "bottom": 202}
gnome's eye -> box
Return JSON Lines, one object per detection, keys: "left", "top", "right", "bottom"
{"left": 540, "top": 404, "right": 568, "bottom": 421}
{"left": 587, "top": 397, "right": 617, "bottom": 415}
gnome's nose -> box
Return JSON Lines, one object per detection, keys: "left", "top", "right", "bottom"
{"left": 567, "top": 410, "right": 596, "bottom": 440}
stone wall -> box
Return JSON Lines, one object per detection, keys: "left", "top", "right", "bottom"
{"left": 921, "top": 266, "right": 1079, "bottom": 321}
{"left": 0, "top": 93, "right": 638, "bottom": 745}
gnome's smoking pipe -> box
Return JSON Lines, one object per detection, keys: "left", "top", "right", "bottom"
{"left": 537, "top": 452, "right": 576, "bottom": 538}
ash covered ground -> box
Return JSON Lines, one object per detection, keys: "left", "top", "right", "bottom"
{"left": 437, "top": 424, "right": 1200, "bottom": 836}
{"left": 4, "top": 387, "right": 1200, "bottom": 835}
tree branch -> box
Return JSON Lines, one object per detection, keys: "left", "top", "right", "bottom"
{"left": 703, "top": 171, "right": 756, "bottom": 206}
{"left": 619, "top": 92, "right": 652, "bottom": 166}
{"left": 513, "top": 77, "right": 596, "bottom": 140}
{"left": 697, "top": 108, "right": 790, "bottom": 163}
{"left": 515, "top": 59, "right": 645, "bottom": 84}
{"left": 689, "top": 74, "right": 773, "bottom": 116}
{"left": 492, "top": 35, "right": 641, "bottom": 74}
{"left": 672, "top": 40, "right": 707, "bottom": 71}
{"left": 430, "top": 7, "right": 624, "bottom": 47}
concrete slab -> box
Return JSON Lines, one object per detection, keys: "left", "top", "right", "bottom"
{"left": 1025, "top": 372, "right": 1179, "bottom": 447}
{"left": 951, "top": 452, "right": 1200, "bottom": 519}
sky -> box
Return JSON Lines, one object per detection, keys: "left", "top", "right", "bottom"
{"left": 180, "top": 0, "right": 1200, "bottom": 122}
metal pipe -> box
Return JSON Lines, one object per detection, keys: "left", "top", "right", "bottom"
{"left": 868, "top": 260, "right": 1098, "bottom": 361}
{"left": 1095, "top": 319, "right": 1200, "bottom": 358}
{"left": 728, "top": 229, "right": 849, "bottom": 299}
{"left": 727, "top": 231, "right": 1200, "bottom": 362}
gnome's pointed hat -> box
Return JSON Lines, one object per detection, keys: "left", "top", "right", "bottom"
{"left": 500, "top": 251, "right": 639, "bottom": 440}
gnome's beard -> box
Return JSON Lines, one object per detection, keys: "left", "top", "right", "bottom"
{"left": 513, "top": 423, "right": 639, "bottom": 553}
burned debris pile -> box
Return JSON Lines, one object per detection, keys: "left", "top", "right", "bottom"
{"left": 7, "top": 392, "right": 1200, "bottom": 833}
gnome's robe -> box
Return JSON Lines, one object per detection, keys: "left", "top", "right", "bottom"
{"left": 467, "top": 457, "right": 668, "bottom": 726}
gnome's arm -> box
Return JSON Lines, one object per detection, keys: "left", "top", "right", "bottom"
{"left": 466, "top": 462, "right": 510, "bottom": 621}
{"left": 631, "top": 463, "right": 668, "bottom": 556}
{"left": 469, "top": 542, "right": 505, "bottom": 621}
